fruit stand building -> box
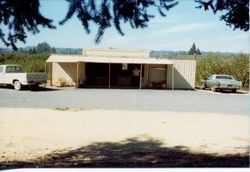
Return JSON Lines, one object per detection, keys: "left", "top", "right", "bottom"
{"left": 46, "top": 49, "right": 196, "bottom": 89}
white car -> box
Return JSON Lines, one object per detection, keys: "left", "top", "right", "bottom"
{"left": 0, "top": 64, "right": 47, "bottom": 90}
{"left": 201, "top": 74, "right": 242, "bottom": 93}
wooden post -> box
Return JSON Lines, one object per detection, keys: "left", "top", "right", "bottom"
{"left": 172, "top": 64, "right": 174, "bottom": 90}
{"left": 50, "top": 63, "right": 53, "bottom": 86}
{"left": 139, "top": 64, "right": 142, "bottom": 89}
{"left": 76, "top": 62, "right": 79, "bottom": 88}
{"left": 44, "top": 63, "right": 46, "bottom": 74}
{"left": 108, "top": 63, "right": 111, "bottom": 89}
{"left": 44, "top": 63, "right": 47, "bottom": 87}
{"left": 165, "top": 65, "right": 168, "bottom": 88}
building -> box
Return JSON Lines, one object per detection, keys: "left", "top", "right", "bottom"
{"left": 46, "top": 49, "right": 196, "bottom": 89}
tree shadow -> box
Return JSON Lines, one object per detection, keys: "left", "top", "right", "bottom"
{"left": 1, "top": 137, "right": 249, "bottom": 169}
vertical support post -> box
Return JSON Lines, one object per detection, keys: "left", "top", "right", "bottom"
{"left": 139, "top": 64, "right": 142, "bottom": 89}
{"left": 50, "top": 63, "right": 53, "bottom": 86}
{"left": 44, "top": 63, "right": 47, "bottom": 74}
{"left": 172, "top": 64, "right": 174, "bottom": 90}
{"left": 44, "top": 63, "right": 47, "bottom": 87}
{"left": 76, "top": 62, "right": 79, "bottom": 88}
{"left": 165, "top": 65, "right": 168, "bottom": 88}
{"left": 108, "top": 63, "right": 111, "bottom": 89}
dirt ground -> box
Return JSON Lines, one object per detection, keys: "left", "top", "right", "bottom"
{"left": 0, "top": 108, "right": 249, "bottom": 165}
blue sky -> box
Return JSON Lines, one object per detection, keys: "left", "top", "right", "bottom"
{"left": 3, "top": 0, "right": 249, "bottom": 53}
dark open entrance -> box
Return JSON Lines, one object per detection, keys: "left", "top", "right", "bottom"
{"left": 85, "top": 63, "right": 144, "bottom": 88}
{"left": 85, "top": 63, "right": 109, "bottom": 87}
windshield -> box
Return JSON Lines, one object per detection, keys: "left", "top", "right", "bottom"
{"left": 6, "top": 66, "right": 23, "bottom": 73}
{"left": 216, "top": 75, "right": 233, "bottom": 80}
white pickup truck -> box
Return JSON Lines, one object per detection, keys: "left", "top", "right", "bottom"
{"left": 0, "top": 64, "right": 47, "bottom": 90}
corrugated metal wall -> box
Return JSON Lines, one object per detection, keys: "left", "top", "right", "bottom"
{"left": 167, "top": 60, "right": 196, "bottom": 89}
{"left": 52, "top": 62, "right": 85, "bottom": 86}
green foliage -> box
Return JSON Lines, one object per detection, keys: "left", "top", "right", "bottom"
{"left": 0, "top": 0, "right": 55, "bottom": 50}
{"left": 196, "top": 54, "right": 249, "bottom": 88}
{"left": 196, "top": 0, "right": 249, "bottom": 31}
{"left": 36, "top": 42, "right": 52, "bottom": 53}
{"left": 0, "top": 52, "right": 49, "bottom": 72}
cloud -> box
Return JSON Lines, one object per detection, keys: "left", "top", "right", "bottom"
{"left": 99, "top": 35, "right": 133, "bottom": 48}
{"left": 160, "top": 22, "right": 217, "bottom": 34}
{"left": 197, "top": 33, "right": 249, "bottom": 53}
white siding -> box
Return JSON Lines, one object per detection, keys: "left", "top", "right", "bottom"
{"left": 52, "top": 62, "right": 86, "bottom": 86}
{"left": 83, "top": 49, "right": 150, "bottom": 58}
{"left": 167, "top": 60, "right": 196, "bottom": 89}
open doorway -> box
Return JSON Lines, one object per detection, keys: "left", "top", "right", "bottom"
{"left": 85, "top": 63, "right": 144, "bottom": 88}
{"left": 85, "top": 63, "right": 109, "bottom": 87}
{"left": 110, "top": 64, "right": 144, "bottom": 88}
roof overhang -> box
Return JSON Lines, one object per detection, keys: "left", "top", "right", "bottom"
{"left": 80, "top": 56, "right": 173, "bottom": 65}
{"left": 46, "top": 54, "right": 173, "bottom": 65}
{"left": 46, "top": 54, "right": 81, "bottom": 63}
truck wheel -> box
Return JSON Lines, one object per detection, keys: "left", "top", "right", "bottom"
{"left": 13, "top": 81, "right": 22, "bottom": 90}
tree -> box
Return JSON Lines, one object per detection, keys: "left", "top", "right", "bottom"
{"left": 36, "top": 42, "right": 51, "bottom": 53}
{"left": 0, "top": 0, "right": 248, "bottom": 50}
{"left": 195, "top": 0, "right": 249, "bottom": 31}
{"left": 196, "top": 48, "right": 202, "bottom": 55}
{"left": 51, "top": 47, "right": 56, "bottom": 53}
{"left": 228, "top": 54, "right": 249, "bottom": 87}
{"left": 0, "top": 0, "right": 55, "bottom": 50}
{"left": 196, "top": 54, "right": 249, "bottom": 88}
{"left": 188, "top": 43, "right": 202, "bottom": 55}
{"left": 188, "top": 43, "right": 197, "bottom": 55}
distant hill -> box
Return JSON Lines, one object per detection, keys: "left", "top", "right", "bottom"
{"left": 55, "top": 48, "right": 82, "bottom": 54}
{"left": 0, "top": 47, "right": 82, "bottom": 54}
{"left": 0, "top": 47, "right": 245, "bottom": 56}
{"left": 150, "top": 50, "right": 241, "bottom": 57}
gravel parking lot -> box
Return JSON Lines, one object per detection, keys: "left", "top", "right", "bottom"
{"left": 0, "top": 87, "right": 248, "bottom": 115}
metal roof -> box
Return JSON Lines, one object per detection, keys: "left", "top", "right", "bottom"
{"left": 46, "top": 54, "right": 173, "bottom": 65}
{"left": 46, "top": 54, "right": 82, "bottom": 63}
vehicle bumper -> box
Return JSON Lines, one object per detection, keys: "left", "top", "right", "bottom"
{"left": 214, "top": 85, "right": 240, "bottom": 90}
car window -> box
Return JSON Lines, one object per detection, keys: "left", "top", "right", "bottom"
{"left": 208, "top": 75, "right": 213, "bottom": 80}
{"left": 216, "top": 76, "right": 233, "bottom": 80}
{"left": 0, "top": 67, "right": 3, "bottom": 73}
{"left": 6, "top": 66, "right": 23, "bottom": 73}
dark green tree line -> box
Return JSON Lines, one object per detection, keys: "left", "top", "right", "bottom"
{"left": 188, "top": 43, "right": 202, "bottom": 55}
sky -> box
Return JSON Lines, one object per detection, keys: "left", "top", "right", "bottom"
{"left": 2, "top": 0, "right": 249, "bottom": 53}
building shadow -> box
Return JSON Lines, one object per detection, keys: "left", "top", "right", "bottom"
{"left": 1, "top": 137, "right": 249, "bottom": 169}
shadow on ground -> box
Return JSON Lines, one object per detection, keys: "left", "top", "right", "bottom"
{"left": 198, "top": 88, "right": 248, "bottom": 94}
{"left": 0, "top": 85, "right": 59, "bottom": 92}
{"left": 1, "top": 137, "right": 249, "bottom": 169}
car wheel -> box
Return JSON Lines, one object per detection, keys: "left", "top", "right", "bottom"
{"left": 200, "top": 83, "right": 206, "bottom": 90}
{"left": 232, "top": 89, "right": 237, "bottom": 93}
{"left": 211, "top": 87, "right": 217, "bottom": 92}
{"left": 13, "top": 81, "right": 22, "bottom": 90}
